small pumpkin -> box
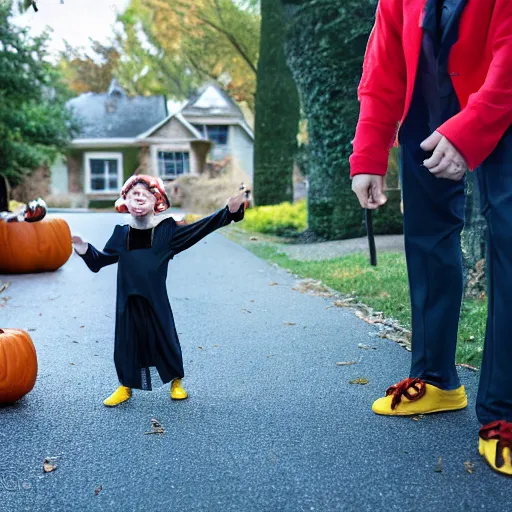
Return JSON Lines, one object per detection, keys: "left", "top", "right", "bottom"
{"left": 0, "top": 218, "right": 72, "bottom": 274}
{"left": 0, "top": 328, "right": 38, "bottom": 403}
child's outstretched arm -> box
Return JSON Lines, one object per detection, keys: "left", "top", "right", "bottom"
{"left": 168, "top": 192, "right": 245, "bottom": 256}
{"left": 72, "top": 228, "right": 120, "bottom": 273}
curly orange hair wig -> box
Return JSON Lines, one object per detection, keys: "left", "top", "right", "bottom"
{"left": 115, "top": 174, "right": 170, "bottom": 213}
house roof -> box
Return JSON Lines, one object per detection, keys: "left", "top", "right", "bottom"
{"left": 68, "top": 80, "right": 168, "bottom": 139}
{"left": 136, "top": 113, "right": 204, "bottom": 141}
{"left": 180, "top": 83, "right": 245, "bottom": 119}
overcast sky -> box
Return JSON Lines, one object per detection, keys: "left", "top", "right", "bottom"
{"left": 12, "top": 0, "right": 131, "bottom": 56}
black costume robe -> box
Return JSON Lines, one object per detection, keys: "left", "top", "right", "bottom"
{"left": 79, "top": 205, "right": 244, "bottom": 390}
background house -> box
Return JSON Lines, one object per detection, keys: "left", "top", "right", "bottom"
{"left": 49, "top": 80, "right": 254, "bottom": 208}
{"left": 180, "top": 84, "right": 254, "bottom": 177}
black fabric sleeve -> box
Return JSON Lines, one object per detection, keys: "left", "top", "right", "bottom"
{"left": 78, "top": 227, "right": 120, "bottom": 273}
{"left": 169, "top": 204, "right": 244, "bottom": 256}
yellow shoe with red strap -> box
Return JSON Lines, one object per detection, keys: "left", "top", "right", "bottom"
{"left": 372, "top": 378, "right": 468, "bottom": 416}
{"left": 479, "top": 421, "right": 512, "bottom": 476}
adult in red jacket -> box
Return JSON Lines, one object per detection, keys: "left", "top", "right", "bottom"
{"left": 350, "top": 0, "right": 512, "bottom": 476}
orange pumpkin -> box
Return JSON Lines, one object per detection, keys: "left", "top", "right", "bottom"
{"left": 0, "top": 218, "right": 72, "bottom": 274}
{"left": 0, "top": 328, "right": 38, "bottom": 403}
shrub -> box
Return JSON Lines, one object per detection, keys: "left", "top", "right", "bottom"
{"left": 243, "top": 200, "right": 307, "bottom": 236}
{"left": 88, "top": 199, "right": 115, "bottom": 210}
{"left": 171, "top": 165, "right": 251, "bottom": 214}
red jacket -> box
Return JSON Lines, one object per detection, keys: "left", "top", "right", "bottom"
{"left": 349, "top": 0, "right": 512, "bottom": 177}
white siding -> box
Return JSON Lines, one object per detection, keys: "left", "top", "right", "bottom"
{"left": 228, "top": 125, "right": 254, "bottom": 182}
{"left": 50, "top": 155, "right": 68, "bottom": 195}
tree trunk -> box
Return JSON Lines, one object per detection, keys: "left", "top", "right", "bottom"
{"left": 253, "top": 0, "right": 300, "bottom": 206}
{"left": 280, "top": 0, "right": 378, "bottom": 239}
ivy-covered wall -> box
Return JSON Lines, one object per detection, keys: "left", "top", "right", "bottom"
{"left": 281, "top": 0, "right": 401, "bottom": 239}
{"left": 253, "top": 0, "right": 300, "bottom": 206}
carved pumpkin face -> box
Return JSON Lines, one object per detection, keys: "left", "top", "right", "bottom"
{"left": 0, "top": 218, "right": 72, "bottom": 274}
{"left": 0, "top": 328, "right": 38, "bottom": 403}
{"left": 24, "top": 198, "right": 47, "bottom": 223}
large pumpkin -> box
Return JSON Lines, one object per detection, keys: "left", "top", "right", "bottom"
{"left": 0, "top": 218, "right": 72, "bottom": 273}
{"left": 0, "top": 328, "right": 38, "bottom": 403}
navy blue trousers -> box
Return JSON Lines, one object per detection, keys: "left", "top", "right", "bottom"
{"left": 401, "top": 111, "right": 512, "bottom": 424}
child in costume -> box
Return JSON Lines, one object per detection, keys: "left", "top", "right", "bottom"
{"left": 72, "top": 175, "right": 246, "bottom": 407}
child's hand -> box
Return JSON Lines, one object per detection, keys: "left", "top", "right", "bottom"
{"left": 72, "top": 235, "right": 88, "bottom": 255}
{"left": 227, "top": 192, "right": 246, "bottom": 213}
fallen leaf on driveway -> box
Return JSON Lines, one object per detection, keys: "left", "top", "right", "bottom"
{"left": 349, "top": 378, "right": 369, "bottom": 385}
{"left": 358, "top": 344, "right": 377, "bottom": 350}
{"left": 0, "top": 282, "right": 10, "bottom": 294}
{"left": 336, "top": 361, "right": 357, "bottom": 366}
{"left": 94, "top": 485, "right": 103, "bottom": 496}
{"left": 269, "top": 282, "right": 278, "bottom": 286}
{"left": 241, "top": 309, "right": 251, "bottom": 313}
{"left": 292, "top": 279, "right": 334, "bottom": 298}
{"left": 434, "top": 457, "right": 443, "bottom": 473}
{"left": 69, "top": 362, "right": 75, "bottom": 366}
{"left": 464, "top": 461, "right": 475, "bottom": 474}
{"left": 43, "top": 457, "right": 58, "bottom": 473}
{"left": 144, "top": 418, "right": 165, "bottom": 435}
{"left": 283, "top": 322, "right": 296, "bottom": 326}
{"left": 198, "top": 346, "right": 204, "bottom": 350}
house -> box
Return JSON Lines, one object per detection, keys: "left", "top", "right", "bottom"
{"left": 49, "top": 80, "right": 254, "bottom": 208}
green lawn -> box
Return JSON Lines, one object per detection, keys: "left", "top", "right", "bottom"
{"left": 225, "top": 227, "right": 486, "bottom": 367}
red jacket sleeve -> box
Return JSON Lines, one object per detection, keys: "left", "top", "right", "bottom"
{"left": 349, "top": 0, "right": 407, "bottom": 178}
{"left": 437, "top": 0, "right": 512, "bottom": 171}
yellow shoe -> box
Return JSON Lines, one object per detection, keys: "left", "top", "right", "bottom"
{"left": 103, "top": 385, "right": 132, "bottom": 407}
{"left": 372, "top": 378, "right": 467, "bottom": 416}
{"left": 170, "top": 379, "right": 188, "bottom": 400}
{"left": 479, "top": 421, "right": 512, "bottom": 476}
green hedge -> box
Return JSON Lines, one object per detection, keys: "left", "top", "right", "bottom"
{"left": 243, "top": 196, "right": 402, "bottom": 237}
{"left": 88, "top": 199, "right": 115, "bottom": 209}
{"left": 282, "top": 0, "right": 380, "bottom": 239}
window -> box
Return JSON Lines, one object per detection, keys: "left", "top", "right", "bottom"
{"left": 158, "top": 151, "right": 190, "bottom": 179}
{"left": 192, "top": 124, "right": 206, "bottom": 137}
{"left": 206, "top": 125, "right": 228, "bottom": 145}
{"left": 85, "top": 153, "right": 123, "bottom": 194}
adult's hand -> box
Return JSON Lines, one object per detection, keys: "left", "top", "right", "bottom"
{"left": 351, "top": 175, "right": 388, "bottom": 210}
{"left": 421, "top": 131, "right": 468, "bottom": 181}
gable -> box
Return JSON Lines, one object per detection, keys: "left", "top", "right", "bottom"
{"left": 193, "top": 86, "right": 230, "bottom": 109}
{"left": 148, "top": 117, "right": 196, "bottom": 140}
{"left": 181, "top": 83, "right": 244, "bottom": 119}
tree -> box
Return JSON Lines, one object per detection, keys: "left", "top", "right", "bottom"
{"left": 116, "top": 0, "right": 260, "bottom": 107}
{"left": 253, "top": 0, "right": 300, "bottom": 205}
{"left": 280, "top": 0, "right": 378, "bottom": 239}
{"left": 0, "top": 5, "right": 76, "bottom": 187}
{"left": 58, "top": 41, "right": 121, "bottom": 95}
